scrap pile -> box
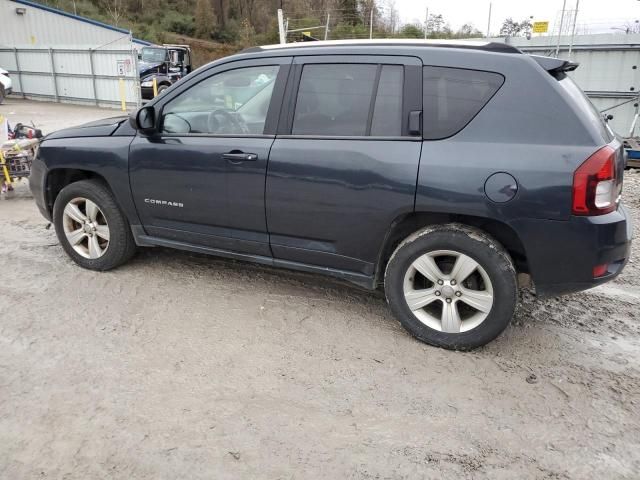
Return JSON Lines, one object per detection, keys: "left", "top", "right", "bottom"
{"left": 0, "top": 116, "right": 42, "bottom": 193}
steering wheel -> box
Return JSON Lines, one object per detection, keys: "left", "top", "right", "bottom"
{"left": 207, "top": 109, "right": 248, "bottom": 134}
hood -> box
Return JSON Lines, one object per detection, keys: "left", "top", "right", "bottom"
{"left": 138, "top": 61, "right": 162, "bottom": 76}
{"left": 44, "top": 116, "right": 129, "bottom": 140}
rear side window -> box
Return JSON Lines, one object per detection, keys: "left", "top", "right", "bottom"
{"left": 292, "top": 64, "right": 404, "bottom": 136}
{"left": 371, "top": 65, "right": 404, "bottom": 136}
{"left": 423, "top": 67, "right": 504, "bottom": 140}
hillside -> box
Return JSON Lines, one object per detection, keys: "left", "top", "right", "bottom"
{"left": 38, "top": 0, "right": 489, "bottom": 66}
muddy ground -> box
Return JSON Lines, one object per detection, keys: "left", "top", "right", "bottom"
{"left": 1, "top": 99, "right": 639, "bottom": 479}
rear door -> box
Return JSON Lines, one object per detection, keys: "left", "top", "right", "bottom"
{"left": 266, "top": 55, "right": 423, "bottom": 276}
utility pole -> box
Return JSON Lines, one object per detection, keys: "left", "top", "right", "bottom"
{"left": 555, "top": 0, "right": 568, "bottom": 58}
{"left": 370, "top": 8, "right": 374, "bottom": 39}
{"left": 486, "top": 2, "right": 492, "bottom": 38}
{"left": 424, "top": 7, "right": 429, "bottom": 39}
{"left": 324, "top": 13, "right": 330, "bottom": 40}
{"left": 568, "top": 0, "right": 580, "bottom": 59}
{"left": 277, "top": 8, "right": 286, "bottom": 44}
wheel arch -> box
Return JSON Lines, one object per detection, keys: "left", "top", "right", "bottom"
{"left": 45, "top": 168, "right": 111, "bottom": 216}
{"left": 376, "top": 211, "right": 529, "bottom": 286}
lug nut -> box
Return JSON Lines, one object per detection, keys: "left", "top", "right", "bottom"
{"left": 450, "top": 280, "right": 456, "bottom": 286}
{"left": 455, "top": 291, "right": 462, "bottom": 297}
{"left": 435, "top": 291, "right": 441, "bottom": 296}
{"left": 437, "top": 280, "right": 444, "bottom": 285}
{"left": 446, "top": 298, "right": 452, "bottom": 303}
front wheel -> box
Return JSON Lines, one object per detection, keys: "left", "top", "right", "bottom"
{"left": 384, "top": 224, "right": 517, "bottom": 350}
{"left": 53, "top": 179, "right": 136, "bottom": 271}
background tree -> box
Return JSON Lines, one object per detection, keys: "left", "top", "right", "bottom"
{"left": 398, "top": 23, "right": 423, "bottom": 38}
{"left": 457, "top": 23, "right": 482, "bottom": 38}
{"left": 195, "top": 0, "right": 216, "bottom": 39}
{"left": 98, "top": 0, "right": 124, "bottom": 26}
{"left": 427, "top": 13, "right": 445, "bottom": 34}
{"left": 499, "top": 17, "right": 533, "bottom": 37}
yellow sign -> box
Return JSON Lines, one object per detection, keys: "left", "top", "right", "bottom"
{"left": 532, "top": 21, "right": 549, "bottom": 33}
{"left": 302, "top": 31, "right": 311, "bottom": 37}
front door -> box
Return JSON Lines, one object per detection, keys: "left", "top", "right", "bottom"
{"left": 130, "top": 58, "right": 291, "bottom": 256}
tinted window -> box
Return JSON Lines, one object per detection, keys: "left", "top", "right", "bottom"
{"left": 293, "top": 64, "right": 377, "bottom": 136}
{"left": 371, "top": 65, "right": 404, "bottom": 136}
{"left": 161, "top": 65, "right": 279, "bottom": 135}
{"left": 423, "top": 67, "right": 504, "bottom": 139}
{"left": 556, "top": 73, "right": 614, "bottom": 142}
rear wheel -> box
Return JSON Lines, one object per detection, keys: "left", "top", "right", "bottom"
{"left": 384, "top": 224, "right": 517, "bottom": 350}
{"left": 53, "top": 179, "right": 136, "bottom": 270}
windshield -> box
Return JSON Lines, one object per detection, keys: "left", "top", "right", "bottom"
{"left": 141, "top": 47, "right": 167, "bottom": 63}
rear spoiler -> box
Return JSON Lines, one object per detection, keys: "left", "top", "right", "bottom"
{"left": 530, "top": 55, "right": 579, "bottom": 74}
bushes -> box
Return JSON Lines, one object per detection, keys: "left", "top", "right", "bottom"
{"left": 162, "top": 11, "right": 196, "bottom": 37}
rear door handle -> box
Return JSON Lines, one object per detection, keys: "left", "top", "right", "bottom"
{"left": 223, "top": 152, "right": 258, "bottom": 162}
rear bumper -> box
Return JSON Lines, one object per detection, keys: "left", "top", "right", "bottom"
{"left": 513, "top": 205, "right": 632, "bottom": 297}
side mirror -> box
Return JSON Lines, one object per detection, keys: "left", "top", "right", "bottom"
{"left": 130, "top": 106, "right": 156, "bottom": 133}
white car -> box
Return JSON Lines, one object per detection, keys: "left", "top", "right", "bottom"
{"left": 0, "top": 67, "right": 13, "bottom": 104}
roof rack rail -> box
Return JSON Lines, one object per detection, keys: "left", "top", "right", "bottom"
{"left": 242, "top": 39, "right": 521, "bottom": 55}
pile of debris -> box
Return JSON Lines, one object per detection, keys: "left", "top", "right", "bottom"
{"left": 1, "top": 116, "right": 42, "bottom": 194}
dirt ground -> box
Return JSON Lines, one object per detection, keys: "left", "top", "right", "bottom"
{"left": 1, "top": 99, "right": 639, "bottom": 479}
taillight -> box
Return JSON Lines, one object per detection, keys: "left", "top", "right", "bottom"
{"left": 593, "top": 263, "right": 609, "bottom": 278}
{"left": 572, "top": 145, "right": 618, "bottom": 216}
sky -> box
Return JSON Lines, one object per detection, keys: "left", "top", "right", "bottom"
{"left": 394, "top": 0, "right": 640, "bottom": 35}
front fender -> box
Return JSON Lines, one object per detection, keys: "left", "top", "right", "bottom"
{"left": 36, "top": 136, "right": 140, "bottom": 226}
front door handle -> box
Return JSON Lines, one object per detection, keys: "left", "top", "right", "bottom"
{"left": 223, "top": 152, "right": 258, "bottom": 162}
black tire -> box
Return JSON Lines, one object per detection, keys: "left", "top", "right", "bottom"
{"left": 384, "top": 223, "right": 517, "bottom": 350}
{"left": 0, "top": 86, "right": 5, "bottom": 104}
{"left": 53, "top": 179, "right": 136, "bottom": 271}
{"left": 157, "top": 84, "right": 169, "bottom": 95}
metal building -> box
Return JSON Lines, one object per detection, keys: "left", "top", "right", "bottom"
{"left": 0, "top": 0, "right": 150, "bottom": 108}
{"left": 501, "top": 33, "right": 640, "bottom": 137}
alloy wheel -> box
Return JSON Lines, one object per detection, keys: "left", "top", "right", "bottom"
{"left": 402, "top": 249, "right": 494, "bottom": 333}
{"left": 62, "top": 197, "right": 110, "bottom": 259}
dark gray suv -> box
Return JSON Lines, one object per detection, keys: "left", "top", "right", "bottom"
{"left": 29, "top": 40, "right": 632, "bottom": 349}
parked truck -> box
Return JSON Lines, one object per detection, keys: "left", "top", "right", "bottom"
{"left": 138, "top": 45, "right": 192, "bottom": 99}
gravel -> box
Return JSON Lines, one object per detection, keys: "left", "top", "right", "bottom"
{"left": 1, "top": 100, "right": 639, "bottom": 479}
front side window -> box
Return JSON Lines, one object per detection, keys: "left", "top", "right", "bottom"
{"left": 161, "top": 65, "right": 279, "bottom": 135}
{"left": 423, "top": 67, "right": 504, "bottom": 140}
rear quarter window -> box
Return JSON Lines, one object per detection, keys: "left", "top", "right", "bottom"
{"left": 555, "top": 73, "right": 614, "bottom": 143}
{"left": 423, "top": 67, "right": 504, "bottom": 140}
